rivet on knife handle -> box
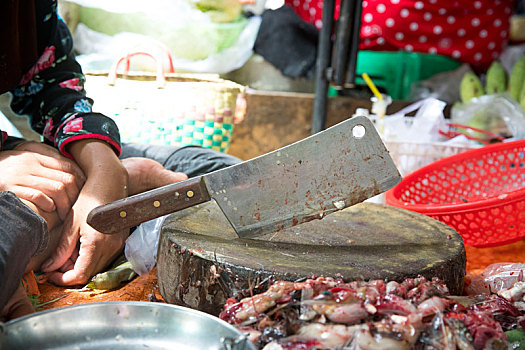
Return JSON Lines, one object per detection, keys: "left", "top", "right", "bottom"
{"left": 87, "top": 176, "right": 211, "bottom": 234}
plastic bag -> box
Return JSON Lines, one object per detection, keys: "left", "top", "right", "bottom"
{"left": 407, "top": 64, "right": 471, "bottom": 104}
{"left": 74, "top": 15, "right": 261, "bottom": 74}
{"left": 63, "top": 0, "right": 258, "bottom": 72}
{"left": 500, "top": 43, "right": 525, "bottom": 75}
{"left": 64, "top": 0, "right": 241, "bottom": 20}
{"left": 451, "top": 93, "right": 525, "bottom": 139}
{"left": 374, "top": 98, "right": 478, "bottom": 178}
{"left": 124, "top": 215, "right": 168, "bottom": 276}
{"left": 169, "top": 16, "right": 261, "bottom": 74}
{"left": 382, "top": 97, "right": 448, "bottom": 143}
{"left": 466, "top": 262, "right": 525, "bottom": 295}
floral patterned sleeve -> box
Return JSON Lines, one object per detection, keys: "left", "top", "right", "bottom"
{"left": 8, "top": 0, "right": 121, "bottom": 158}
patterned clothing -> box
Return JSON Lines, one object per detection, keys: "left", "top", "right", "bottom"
{"left": 285, "top": 0, "right": 516, "bottom": 69}
{"left": 0, "top": 0, "right": 121, "bottom": 158}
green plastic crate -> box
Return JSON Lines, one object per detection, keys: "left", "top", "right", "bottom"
{"left": 355, "top": 51, "right": 461, "bottom": 100}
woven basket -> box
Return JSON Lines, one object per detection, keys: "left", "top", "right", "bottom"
{"left": 84, "top": 52, "right": 245, "bottom": 153}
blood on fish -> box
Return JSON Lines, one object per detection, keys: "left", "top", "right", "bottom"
{"left": 221, "top": 276, "right": 518, "bottom": 349}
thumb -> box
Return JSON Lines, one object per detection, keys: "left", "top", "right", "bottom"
{"left": 140, "top": 170, "right": 187, "bottom": 195}
{"left": 129, "top": 169, "right": 187, "bottom": 195}
{"left": 122, "top": 157, "right": 188, "bottom": 195}
{"left": 156, "top": 170, "right": 188, "bottom": 187}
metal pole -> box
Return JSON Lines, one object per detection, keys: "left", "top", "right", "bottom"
{"left": 312, "top": 0, "right": 336, "bottom": 134}
{"left": 346, "top": 0, "right": 363, "bottom": 85}
{"left": 333, "top": 0, "right": 354, "bottom": 88}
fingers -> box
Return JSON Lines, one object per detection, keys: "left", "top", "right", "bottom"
{"left": 0, "top": 149, "right": 85, "bottom": 220}
{"left": 15, "top": 141, "right": 86, "bottom": 189}
{"left": 46, "top": 270, "right": 81, "bottom": 287}
{"left": 40, "top": 213, "right": 79, "bottom": 273}
{"left": 1, "top": 285, "right": 35, "bottom": 321}
{"left": 12, "top": 170, "right": 79, "bottom": 221}
{"left": 47, "top": 237, "right": 123, "bottom": 286}
{"left": 25, "top": 176, "right": 72, "bottom": 221}
{"left": 27, "top": 223, "right": 64, "bottom": 273}
{"left": 36, "top": 152, "right": 86, "bottom": 190}
{"left": 26, "top": 170, "right": 80, "bottom": 220}
{"left": 29, "top": 153, "right": 85, "bottom": 220}
{"left": 59, "top": 258, "right": 75, "bottom": 273}
{"left": 47, "top": 258, "right": 93, "bottom": 286}
{"left": 31, "top": 154, "right": 85, "bottom": 220}
{"left": 11, "top": 185, "right": 56, "bottom": 213}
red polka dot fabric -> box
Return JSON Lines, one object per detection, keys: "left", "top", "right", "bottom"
{"left": 284, "top": 0, "right": 515, "bottom": 69}
{"left": 286, "top": 0, "right": 341, "bottom": 29}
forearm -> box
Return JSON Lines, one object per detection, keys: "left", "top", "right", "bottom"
{"left": 68, "top": 139, "right": 128, "bottom": 199}
{"left": 0, "top": 192, "right": 48, "bottom": 310}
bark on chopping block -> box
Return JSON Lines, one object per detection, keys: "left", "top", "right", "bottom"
{"left": 157, "top": 201, "right": 466, "bottom": 316}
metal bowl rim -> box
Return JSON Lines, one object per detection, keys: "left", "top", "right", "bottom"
{"left": 6, "top": 301, "right": 234, "bottom": 330}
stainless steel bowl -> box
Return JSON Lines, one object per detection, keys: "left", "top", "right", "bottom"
{"left": 1, "top": 301, "right": 255, "bottom": 350}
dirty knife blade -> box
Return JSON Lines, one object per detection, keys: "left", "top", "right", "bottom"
{"left": 87, "top": 116, "right": 401, "bottom": 238}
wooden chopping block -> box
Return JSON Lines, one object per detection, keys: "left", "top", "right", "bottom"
{"left": 157, "top": 201, "right": 466, "bottom": 316}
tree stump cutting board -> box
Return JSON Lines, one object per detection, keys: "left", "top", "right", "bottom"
{"left": 157, "top": 202, "right": 466, "bottom": 316}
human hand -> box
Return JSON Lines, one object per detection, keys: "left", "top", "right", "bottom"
{"left": 43, "top": 158, "right": 188, "bottom": 284}
{"left": 122, "top": 157, "right": 188, "bottom": 195}
{"left": 41, "top": 139, "right": 129, "bottom": 285}
{"left": 1, "top": 284, "right": 35, "bottom": 322}
{"left": 0, "top": 142, "right": 85, "bottom": 220}
{"left": 42, "top": 188, "right": 129, "bottom": 285}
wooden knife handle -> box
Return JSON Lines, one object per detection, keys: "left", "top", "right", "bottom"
{"left": 87, "top": 176, "right": 211, "bottom": 234}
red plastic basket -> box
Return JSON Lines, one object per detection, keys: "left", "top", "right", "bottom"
{"left": 385, "top": 140, "right": 525, "bottom": 248}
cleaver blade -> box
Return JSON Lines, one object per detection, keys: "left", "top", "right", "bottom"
{"left": 87, "top": 116, "right": 401, "bottom": 238}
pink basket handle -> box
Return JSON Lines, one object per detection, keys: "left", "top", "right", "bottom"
{"left": 108, "top": 45, "right": 175, "bottom": 87}
{"left": 153, "top": 41, "right": 175, "bottom": 74}
{"left": 439, "top": 122, "right": 506, "bottom": 145}
{"left": 108, "top": 52, "right": 166, "bottom": 87}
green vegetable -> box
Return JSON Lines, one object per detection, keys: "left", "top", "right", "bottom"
{"left": 520, "top": 77, "right": 525, "bottom": 111}
{"left": 192, "top": 0, "right": 242, "bottom": 23}
{"left": 506, "top": 329, "right": 525, "bottom": 349}
{"left": 509, "top": 55, "right": 525, "bottom": 101}
{"left": 460, "top": 72, "right": 484, "bottom": 102}
{"left": 485, "top": 61, "right": 508, "bottom": 94}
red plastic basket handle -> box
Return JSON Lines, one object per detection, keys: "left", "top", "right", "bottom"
{"left": 108, "top": 52, "right": 166, "bottom": 87}
{"left": 148, "top": 40, "right": 175, "bottom": 74}
{"left": 107, "top": 40, "right": 175, "bottom": 87}
{"left": 439, "top": 123, "right": 505, "bottom": 144}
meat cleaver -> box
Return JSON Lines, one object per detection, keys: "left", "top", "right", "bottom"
{"left": 87, "top": 116, "right": 401, "bottom": 238}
